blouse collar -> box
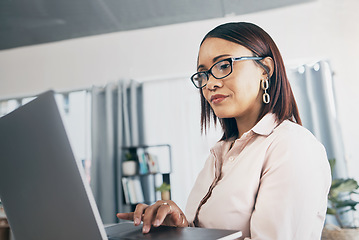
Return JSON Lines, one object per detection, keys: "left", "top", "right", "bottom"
{"left": 211, "top": 113, "right": 279, "bottom": 154}
{"left": 251, "top": 113, "right": 278, "bottom": 136}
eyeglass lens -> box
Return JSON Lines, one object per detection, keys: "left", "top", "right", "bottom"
{"left": 192, "top": 59, "right": 232, "bottom": 88}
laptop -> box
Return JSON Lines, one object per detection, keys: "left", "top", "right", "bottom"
{"left": 0, "top": 90, "right": 242, "bottom": 240}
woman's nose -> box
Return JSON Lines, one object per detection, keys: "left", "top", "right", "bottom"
{"left": 206, "top": 74, "right": 223, "bottom": 90}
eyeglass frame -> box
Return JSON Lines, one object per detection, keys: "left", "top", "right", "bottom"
{"left": 190, "top": 56, "right": 264, "bottom": 89}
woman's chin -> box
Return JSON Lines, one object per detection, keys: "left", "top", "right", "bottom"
{"left": 213, "top": 112, "right": 234, "bottom": 119}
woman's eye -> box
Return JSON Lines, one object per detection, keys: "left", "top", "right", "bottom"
{"left": 216, "top": 62, "right": 230, "bottom": 72}
{"left": 220, "top": 64, "right": 230, "bottom": 70}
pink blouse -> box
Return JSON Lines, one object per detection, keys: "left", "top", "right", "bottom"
{"left": 185, "top": 113, "right": 331, "bottom": 239}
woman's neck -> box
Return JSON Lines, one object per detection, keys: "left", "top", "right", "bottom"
{"left": 235, "top": 108, "right": 261, "bottom": 138}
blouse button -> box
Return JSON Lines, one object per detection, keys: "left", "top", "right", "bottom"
{"left": 229, "top": 156, "right": 235, "bottom": 162}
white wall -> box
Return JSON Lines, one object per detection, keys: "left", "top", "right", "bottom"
{"left": 1, "top": 0, "right": 359, "bottom": 203}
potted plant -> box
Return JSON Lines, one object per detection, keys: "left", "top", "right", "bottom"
{"left": 122, "top": 151, "right": 137, "bottom": 176}
{"left": 322, "top": 159, "right": 359, "bottom": 239}
{"left": 156, "top": 183, "right": 171, "bottom": 201}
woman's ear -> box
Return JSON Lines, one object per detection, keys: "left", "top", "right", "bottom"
{"left": 261, "top": 57, "right": 274, "bottom": 78}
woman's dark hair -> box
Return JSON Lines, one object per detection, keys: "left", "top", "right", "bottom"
{"left": 199, "top": 22, "right": 302, "bottom": 140}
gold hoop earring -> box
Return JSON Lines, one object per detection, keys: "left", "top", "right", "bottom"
{"left": 261, "top": 77, "right": 270, "bottom": 104}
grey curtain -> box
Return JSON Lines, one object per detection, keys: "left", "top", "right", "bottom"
{"left": 90, "top": 80, "right": 143, "bottom": 224}
{"left": 288, "top": 60, "right": 347, "bottom": 178}
{"left": 288, "top": 60, "right": 349, "bottom": 225}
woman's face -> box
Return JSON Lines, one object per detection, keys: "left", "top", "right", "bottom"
{"left": 198, "top": 37, "right": 265, "bottom": 120}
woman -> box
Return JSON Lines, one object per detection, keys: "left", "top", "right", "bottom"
{"left": 117, "top": 22, "right": 331, "bottom": 239}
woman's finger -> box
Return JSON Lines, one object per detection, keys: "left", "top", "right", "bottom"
{"left": 175, "top": 212, "right": 188, "bottom": 227}
{"left": 141, "top": 203, "right": 160, "bottom": 233}
{"left": 119, "top": 201, "right": 187, "bottom": 233}
{"left": 153, "top": 202, "right": 172, "bottom": 227}
{"left": 116, "top": 212, "right": 134, "bottom": 221}
{"left": 133, "top": 203, "right": 148, "bottom": 226}
{"left": 161, "top": 201, "right": 188, "bottom": 227}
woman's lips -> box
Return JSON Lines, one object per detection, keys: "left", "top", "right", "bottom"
{"left": 210, "top": 94, "right": 229, "bottom": 104}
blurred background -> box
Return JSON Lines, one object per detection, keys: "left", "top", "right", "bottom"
{"left": 0, "top": 0, "right": 358, "bottom": 226}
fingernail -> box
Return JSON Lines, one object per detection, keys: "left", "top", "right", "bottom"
{"left": 154, "top": 219, "right": 160, "bottom": 227}
{"left": 143, "top": 225, "right": 150, "bottom": 233}
{"left": 134, "top": 218, "right": 140, "bottom": 225}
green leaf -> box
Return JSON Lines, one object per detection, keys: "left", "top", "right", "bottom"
{"left": 334, "top": 199, "right": 359, "bottom": 209}
{"left": 330, "top": 179, "right": 359, "bottom": 198}
{"left": 326, "top": 158, "right": 359, "bottom": 219}
{"left": 155, "top": 183, "right": 171, "bottom": 192}
{"left": 327, "top": 207, "right": 336, "bottom": 215}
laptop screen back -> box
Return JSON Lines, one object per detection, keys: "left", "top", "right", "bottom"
{"left": 0, "top": 91, "right": 107, "bottom": 240}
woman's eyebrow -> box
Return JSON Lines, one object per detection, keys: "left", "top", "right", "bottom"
{"left": 213, "top": 54, "right": 231, "bottom": 63}
{"left": 197, "top": 64, "right": 205, "bottom": 71}
{"left": 197, "top": 54, "right": 232, "bottom": 71}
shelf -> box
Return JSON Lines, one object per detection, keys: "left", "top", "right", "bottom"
{"left": 122, "top": 172, "right": 171, "bottom": 177}
{"left": 119, "top": 144, "right": 172, "bottom": 210}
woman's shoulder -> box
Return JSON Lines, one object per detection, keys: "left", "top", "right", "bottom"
{"left": 262, "top": 120, "right": 328, "bottom": 173}
{"left": 274, "top": 120, "right": 319, "bottom": 142}
{"left": 268, "top": 119, "right": 325, "bottom": 155}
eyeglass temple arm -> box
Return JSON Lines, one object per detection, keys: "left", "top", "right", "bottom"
{"left": 232, "top": 56, "right": 264, "bottom": 61}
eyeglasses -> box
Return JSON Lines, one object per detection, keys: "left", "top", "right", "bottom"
{"left": 190, "top": 56, "right": 264, "bottom": 89}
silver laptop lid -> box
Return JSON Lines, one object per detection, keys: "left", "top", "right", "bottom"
{"left": 0, "top": 90, "right": 107, "bottom": 240}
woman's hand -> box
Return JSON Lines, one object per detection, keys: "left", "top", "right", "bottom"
{"left": 116, "top": 200, "right": 188, "bottom": 233}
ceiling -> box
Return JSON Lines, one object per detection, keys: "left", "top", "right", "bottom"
{"left": 0, "top": 0, "right": 313, "bottom": 51}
